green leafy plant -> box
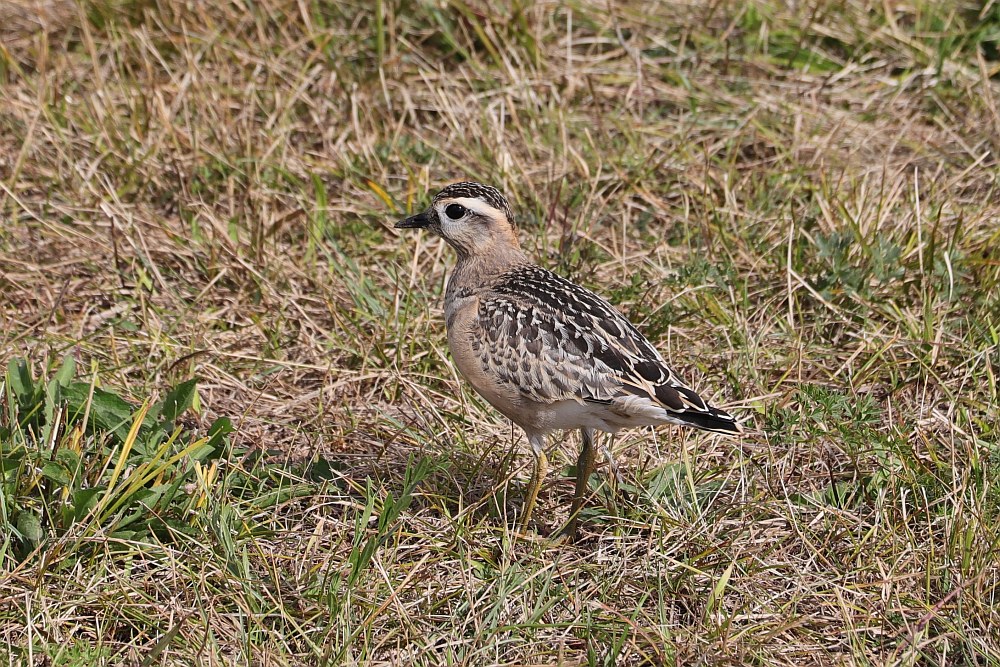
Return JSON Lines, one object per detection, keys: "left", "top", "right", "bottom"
{"left": 0, "top": 357, "right": 232, "bottom": 564}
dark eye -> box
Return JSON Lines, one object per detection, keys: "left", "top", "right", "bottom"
{"left": 445, "top": 204, "right": 466, "bottom": 220}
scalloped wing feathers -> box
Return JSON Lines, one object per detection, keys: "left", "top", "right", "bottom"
{"left": 474, "top": 265, "right": 739, "bottom": 434}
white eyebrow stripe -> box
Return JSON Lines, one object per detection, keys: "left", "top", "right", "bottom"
{"left": 444, "top": 197, "right": 507, "bottom": 223}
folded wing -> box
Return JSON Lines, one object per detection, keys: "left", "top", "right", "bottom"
{"left": 474, "top": 265, "right": 740, "bottom": 434}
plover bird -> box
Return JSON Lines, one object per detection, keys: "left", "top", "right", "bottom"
{"left": 396, "top": 182, "right": 740, "bottom": 537}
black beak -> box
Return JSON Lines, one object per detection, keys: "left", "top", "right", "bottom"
{"left": 394, "top": 210, "right": 433, "bottom": 229}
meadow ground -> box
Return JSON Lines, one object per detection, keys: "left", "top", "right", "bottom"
{"left": 2, "top": 1, "right": 999, "bottom": 665}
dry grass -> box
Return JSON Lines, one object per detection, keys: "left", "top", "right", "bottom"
{"left": 1, "top": 0, "right": 999, "bottom": 665}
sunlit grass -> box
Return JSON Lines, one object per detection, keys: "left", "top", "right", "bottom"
{"left": 1, "top": 0, "right": 999, "bottom": 664}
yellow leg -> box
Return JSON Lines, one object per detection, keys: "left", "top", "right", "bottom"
{"left": 602, "top": 437, "right": 633, "bottom": 505}
{"left": 519, "top": 435, "right": 547, "bottom": 532}
{"left": 563, "top": 427, "right": 597, "bottom": 538}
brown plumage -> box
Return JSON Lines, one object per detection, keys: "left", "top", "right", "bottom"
{"left": 396, "top": 181, "right": 740, "bottom": 537}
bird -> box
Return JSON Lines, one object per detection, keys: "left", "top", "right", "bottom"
{"left": 395, "top": 181, "right": 740, "bottom": 537}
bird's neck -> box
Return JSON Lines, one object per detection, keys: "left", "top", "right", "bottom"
{"left": 456, "top": 239, "right": 528, "bottom": 277}
{"left": 446, "top": 240, "right": 529, "bottom": 304}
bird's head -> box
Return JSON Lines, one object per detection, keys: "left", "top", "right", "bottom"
{"left": 395, "top": 181, "right": 519, "bottom": 258}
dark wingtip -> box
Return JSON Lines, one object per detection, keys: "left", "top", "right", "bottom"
{"left": 653, "top": 384, "right": 741, "bottom": 434}
{"left": 677, "top": 407, "right": 742, "bottom": 434}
